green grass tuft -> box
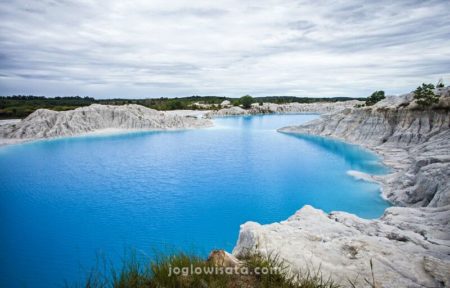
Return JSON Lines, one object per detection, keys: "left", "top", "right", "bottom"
{"left": 71, "top": 250, "right": 341, "bottom": 288}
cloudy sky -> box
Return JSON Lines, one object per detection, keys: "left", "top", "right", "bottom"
{"left": 0, "top": 0, "right": 449, "bottom": 98}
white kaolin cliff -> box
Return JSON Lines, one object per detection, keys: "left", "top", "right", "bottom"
{"left": 0, "top": 104, "right": 212, "bottom": 144}
{"left": 205, "top": 101, "right": 362, "bottom": 117}
{"left": 234, "top": 88, "right": 450, "bottom": 287}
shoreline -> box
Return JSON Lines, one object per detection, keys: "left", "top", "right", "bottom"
{"left": 205, "top": 101, "right": 361, "bottom": 118}
{"left": 0, "top": 101, "right": 356, "bottom": 148}
{"left": 278, "top": 129, "right": 400, "bottom": 204}
{"left": 0, "top": 125, "right": 216, "bottom": 148}
{"left": 2, "top": 100, "right": 448, "bottom": 286}
{"left": 0, "top": 105, "right": 213, "bottom": 148}
{"left": 233, "top": 91, "right": 450, "bottom": 287}
{"left": 0, "top": 110, "right": 323, "bottom": 148}
{"left": 278, "top": 129, "right": 393, "bottom": 205}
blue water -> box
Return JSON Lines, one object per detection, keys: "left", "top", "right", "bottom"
{"left": 0, "top": 114, "right": 390, "bottom": 287}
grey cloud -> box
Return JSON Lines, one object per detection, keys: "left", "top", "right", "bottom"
{"left": 160, "top": 8, "right": 228, "bottom": 17}
{"left": 287, "top": 20, "right": 315, "bottom": 31}
{"left": 0, "top": 0, "right": 449, "bottom": 98}
{"left": 132, "top": 81, "right": 190, "bottom": 88}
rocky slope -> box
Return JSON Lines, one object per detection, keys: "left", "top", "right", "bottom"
{"left": 0, "top": 104, "right": 212, "bottom": 144}
{"left": 205, "top": 101, "right": 362, "bottom": 117}
{"left": 233, "top": 88, "right": 450, "bottom": 287}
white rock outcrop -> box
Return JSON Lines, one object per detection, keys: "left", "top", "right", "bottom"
{"left": 0, "top": 119, "right": 21, "bottom": 127}
{"left": 205, "top": 101, "right": 362, "bottom": 117}
{"left": 220, "top": 100, "right": 232, "bottom": 108}
{"left": 234, "top": 205, "right": 450, "bottom": 287}
{"left": 233, "top": 88, "right": 450, "bottom": 287}
{"left": 0, "top": 104, "right": 212, "bottom": 144}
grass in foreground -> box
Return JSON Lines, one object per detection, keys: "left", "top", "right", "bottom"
{"left": 71, "top": 251, "right": 340, "bottom": 288}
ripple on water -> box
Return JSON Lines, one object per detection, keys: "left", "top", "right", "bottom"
{"left": 0, "top": 114, "right": 390, "bottom": 288}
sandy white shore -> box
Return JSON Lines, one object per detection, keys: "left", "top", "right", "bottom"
{"left": 0, "top": 103, "right": 350, "bottom": 147}
{"left": 0, "top": 105, "right": 213, "bottom": 147}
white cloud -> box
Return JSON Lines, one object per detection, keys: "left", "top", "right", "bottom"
{"left": 0, "top": 0, "right": 449, "bottom": 98}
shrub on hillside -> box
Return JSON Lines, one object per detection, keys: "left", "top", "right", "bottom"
{"left": 365, "top": 91, "right": 385, "bottom": 106}
{"left": 414, "top": 83, "right": 440, "bottom": 107}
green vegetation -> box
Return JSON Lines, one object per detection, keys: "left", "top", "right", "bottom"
{"left": 0, "top": 95, "right": 364, "bottom": 119}
{"left": 365, "top": 91, "right": 385, "bottom": 106}
{"left": 252, "top": 96, "right": 366, "bottom": 104}
{"left": 100, "top": 96, "right": 228, "bottom": 111}
{"left": 0, "top": 96, "right": 95, "bottom": 119}
{"left": 240, "top": 95, "right": 254, "bottom": 109}
{"left": 72, "top": 251, "right": 340, "bottom": 288}
{"left": 414, "top": 83, "right": 440, "bottom": 107}
{"left": 3, "top": 80, "right": 446, "bottom": 119}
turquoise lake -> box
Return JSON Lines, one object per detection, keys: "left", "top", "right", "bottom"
{"left": 0, "top": 114, "right": 390, "bottom": 287}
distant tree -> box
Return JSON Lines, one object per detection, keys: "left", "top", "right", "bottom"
{"left": 414, "top": 83, "right": 439, "bottom": 107}
{"left": 365, "top": 90, "right": 385, "bottom": 106}
{"left": 167, "top": 100, "right": 184, "bottom": 110}
{"left": 436, "top": 78, "right": 445, "bottom": 88}
{"left": 239, "top": 95, "right": 253, "bottom": 109}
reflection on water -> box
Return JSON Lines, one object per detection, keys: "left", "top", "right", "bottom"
{"left": 285, "top": 133, "right": 389, "bottom": 175}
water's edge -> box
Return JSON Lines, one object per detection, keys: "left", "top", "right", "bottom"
{"left": 0, "top": 113, "right": 392, "bottom": 287}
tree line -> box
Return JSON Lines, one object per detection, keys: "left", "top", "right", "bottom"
{"left": 0, "top": 95, "right": 363, "bottom": 119}
{"left": 2, "top": 80, "right": 445, "bottom": 119}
